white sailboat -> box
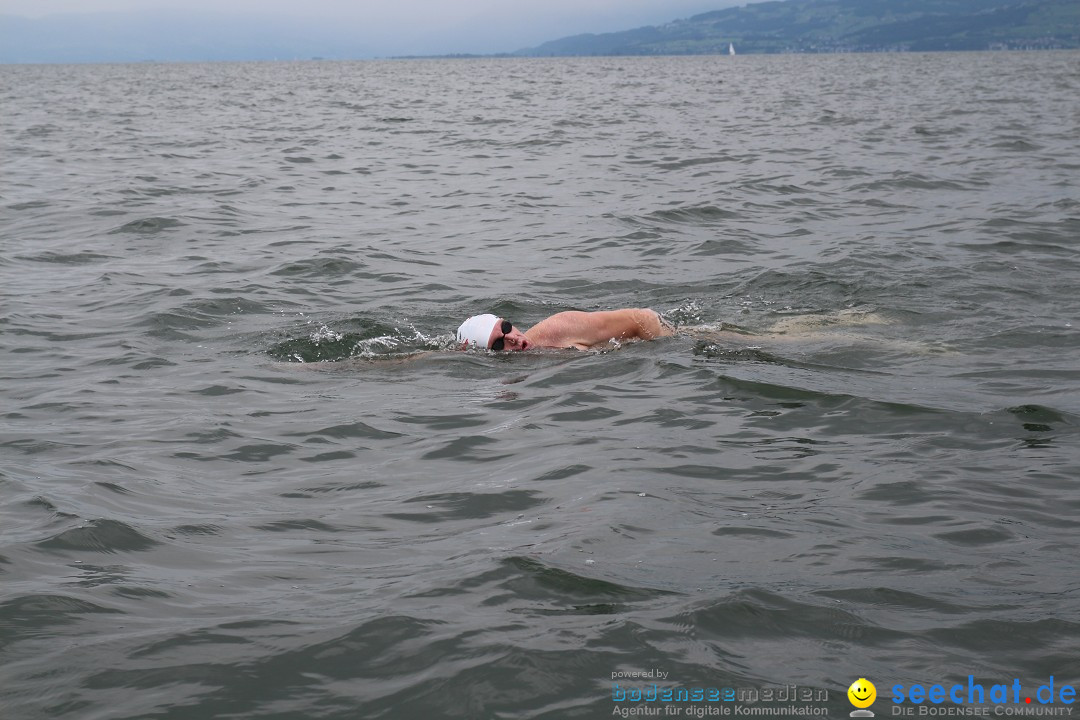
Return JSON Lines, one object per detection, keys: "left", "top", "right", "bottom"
{"left": 729, "top": 42, "right": 736, "bottom": 56}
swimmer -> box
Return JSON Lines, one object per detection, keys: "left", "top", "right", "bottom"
{"left": 457, "top": 309, "right": 676, "bottom": 352}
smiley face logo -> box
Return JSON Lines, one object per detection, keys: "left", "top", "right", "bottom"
{"left": 848, "top": 678, "right": 877, "bottom": 709}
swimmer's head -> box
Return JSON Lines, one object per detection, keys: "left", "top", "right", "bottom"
{"left": 457, "top": 314, "right": 531, "bottom": 351}
{"left": 457, "top": 314, "right": 499, "bottom": 349}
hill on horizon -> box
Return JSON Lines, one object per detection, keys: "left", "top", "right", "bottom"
{"left": 515, "top": 0, "right": 1080, "bottom": 55}
{"left": 2, "top": 0, "right": 1077, "bottom": 63}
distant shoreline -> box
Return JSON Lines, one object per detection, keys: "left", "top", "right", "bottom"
{"left": 3, "top": 47, "right": 1078, "bottom": 67}
{"left": 390, "top": 46, "right": 1076, "bottom": 60}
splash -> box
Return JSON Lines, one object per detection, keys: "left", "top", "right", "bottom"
{"left": 663, "top": 300, "right": 705, "bottom": 326}
{"left": 309, "top": 324, "right": 343, "bottom": 344}
{"left": 267, "top": 317, "right": 453, "bottom": 363}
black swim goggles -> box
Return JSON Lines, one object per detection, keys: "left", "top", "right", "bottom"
{"left": 489, "top": 320, "right": 514, "bottom": 351}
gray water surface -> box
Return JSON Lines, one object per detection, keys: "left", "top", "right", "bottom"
{"left": 2, "top": 53, "right": 1079, "bottom": 719}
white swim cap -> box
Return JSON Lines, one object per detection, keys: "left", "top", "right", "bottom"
{"left": 457, "top": 314, "right": 499, "bottom": 349}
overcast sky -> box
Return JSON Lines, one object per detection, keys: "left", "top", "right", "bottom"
{"left": 0, "top": 0, "right": 728, "bottom": 20}
{"left": 0, "top": 0, "right": 739, "bottom": 55}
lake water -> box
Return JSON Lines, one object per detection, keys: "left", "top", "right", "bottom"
{"left": 2, "top": 52, "right": 1079, "bottom": 719}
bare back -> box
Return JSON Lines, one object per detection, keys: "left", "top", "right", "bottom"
{"left": 523, "top": 309, "right": 673, "bottom": 350}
